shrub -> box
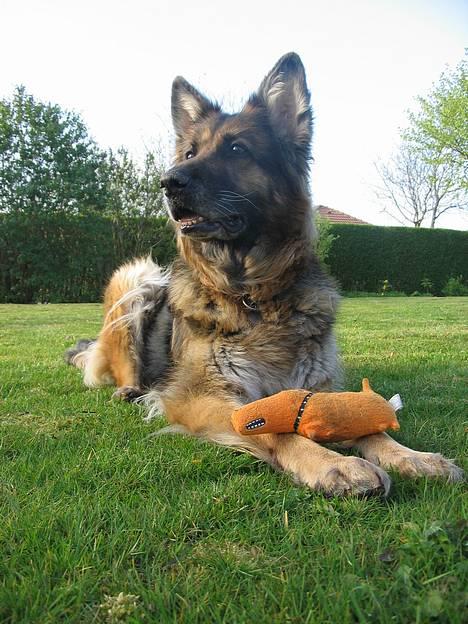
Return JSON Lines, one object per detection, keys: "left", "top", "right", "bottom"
{"left": 327, "top": 224, "right": 468, "bottom": 295}
{"left": 410, "top": 291, "right": 433, "bottom": 297}
{"left": 0, "top": 213, "right": 176, "bottom": 303}
{"left": 442, "top": 275, "right": 468, "bottom": 296}
{"left": 2, "top": 215, "right": 467, "bottom": 303}
{"left": 420, "top": 277, "right": 434, "bottom": 294}
{"left": 314, "top": 215, "right": 338, "bottom": 265}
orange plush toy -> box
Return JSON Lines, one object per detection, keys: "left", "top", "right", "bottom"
{"left": 231, "top": 379, "right": 402, "bottom": 442}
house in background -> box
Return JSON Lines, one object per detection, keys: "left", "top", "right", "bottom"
{"left": 315, "top": 205, "right": 369, "bottom": 225}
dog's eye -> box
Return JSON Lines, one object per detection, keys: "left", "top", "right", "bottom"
{"left": 185, "top": 150, "right": 195, "bottom": 160}
{"left": 231, "top": 143, "right": 246, "bottom": 154}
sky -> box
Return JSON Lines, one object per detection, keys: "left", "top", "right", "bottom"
{"left": 1, "top": 0, "right": 467, "bottom": 229}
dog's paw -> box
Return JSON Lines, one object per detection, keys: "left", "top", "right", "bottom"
{"left": 311, "top": 456, "right": 391, "bottom": 498}
{"left": 113, "top": 386, "right": 144, "bottom": 402}
{"left": 370, "top": 449, "right": 464, "bottom": 482}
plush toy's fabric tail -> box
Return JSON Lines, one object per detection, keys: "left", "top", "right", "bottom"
{"left": 388, "top": 394, "right": 403, "bottom": 412}
{"left": 362, "top": 378, "right": 372, "bottom": 392}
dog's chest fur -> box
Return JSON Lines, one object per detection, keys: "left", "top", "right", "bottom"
{"left": 168, "top": 262, "right": 340, "bottom": 402}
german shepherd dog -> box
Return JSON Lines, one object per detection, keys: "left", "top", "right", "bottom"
{"left": 67, "top": 53, "right": 462, "bottom": 495}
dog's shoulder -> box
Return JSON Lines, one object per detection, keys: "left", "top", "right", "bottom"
{"left": 289, "top": 261, "right": 340, "bottom": 334}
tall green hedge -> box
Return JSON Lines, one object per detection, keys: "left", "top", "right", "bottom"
{"left": 1, "top": 216, "right": 466, "bottom": 302}
{"left": 0, "top": 213, "right": 176, "bottom": 303}
{"left": 327, "top": 223, "right": 468, "bottom": 295}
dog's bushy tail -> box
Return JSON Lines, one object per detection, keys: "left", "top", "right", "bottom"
{"left": 64, "top": 339, "right": 96, "bottom": 367}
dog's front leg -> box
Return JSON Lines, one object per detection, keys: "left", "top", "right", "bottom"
{"left": 350, "top": 433, "right": 463, "bottom": 482}
{"left": 162, "top": 394, "right": 390, "bottom": 497}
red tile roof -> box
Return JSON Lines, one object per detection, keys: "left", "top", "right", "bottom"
{"left": 315, "top": 205, "right": 369, "bottom": 225}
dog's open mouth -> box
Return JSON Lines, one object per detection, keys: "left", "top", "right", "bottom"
{"left": 176, "top": 208, "right": 208, "bottom": 231}
{"left": 171, "top": 205, "right": 244, "bottom": 239}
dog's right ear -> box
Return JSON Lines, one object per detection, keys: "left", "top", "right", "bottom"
{"left": 171, "top": 77, "right": 219, "bottom": 138}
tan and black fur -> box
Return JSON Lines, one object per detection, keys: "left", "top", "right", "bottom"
{"left": 67, "top": 53, "right": 462, "bottom": 495}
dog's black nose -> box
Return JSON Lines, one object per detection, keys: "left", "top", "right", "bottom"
{"left": 160, "top": 170, "right": 190, "bottom": 196}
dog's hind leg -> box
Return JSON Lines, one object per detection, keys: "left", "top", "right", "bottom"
{"left": 102, "top": 257, "right": 171, "bottom": 400}
{"left": 64, "top": 305, "right": 138, "bottom": 395}
{"left": 65, "top": 324, "right": 138, "bottom": 393}
{"left": 65, "top": 257, "right": 170, "bottom": 401}
{"left": 99, "top": 320, "right": 137, "bottom": 391}
{"left": 159, "top": 393, "right": 391, "bottom": 497}
{"left": 65, "top": 338, "right": 115, "bottom": 387}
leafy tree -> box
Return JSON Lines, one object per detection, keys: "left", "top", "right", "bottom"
{"left": 139, "top": 150, "right": 167, "bottom": 218}
{"left": 104, "top": 147, "right": 165, "bottom": 218}
{"left": 103, "top": 147, "right": 168, "bottom": 263}
{"left": 315, "top": 214, "right": 338, "bottom": 264}
{"left": 105, "top": 147, "right": 141, "bottom": 217}
{"left": 0, "top": 86, "right": 108, "bottom": 214}
{"left": 375, "top": 54, "right": 468, "bottom": 228}
{"left": 406, "top": 52, "right": 468, "bottom": 189}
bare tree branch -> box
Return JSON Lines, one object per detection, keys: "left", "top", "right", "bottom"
{"left": 373, "top": 142, "right": 467, "bottom": 228}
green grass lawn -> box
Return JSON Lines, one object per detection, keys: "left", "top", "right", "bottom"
{"left": 0, "top": 298, "right": 466, "bottom": 624}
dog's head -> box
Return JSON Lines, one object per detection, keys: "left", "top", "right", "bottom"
{"left": 161, "top": 53, "right": 313, "bottom": 245}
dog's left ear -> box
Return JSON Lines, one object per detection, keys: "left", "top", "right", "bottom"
{"left": 171, "top": 76, "right": 219, "bottom": 139}
{"left": 257, "top": 52, "right": 312, "bottom": 149}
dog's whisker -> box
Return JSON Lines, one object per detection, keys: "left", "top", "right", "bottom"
{"left": 219, "top": 190, "right": 255, "bottom": 197}
{"left": 217, "top": 197, "right": 246, "bottom": 202}
{"left": 214, "top": 201, "right": 237, "bottom": 217}
{"left": 218, "top": 191, "right": 261, "bottom": 213}
{"left": 218, "top": 195, "right": 261, "bottom": 212}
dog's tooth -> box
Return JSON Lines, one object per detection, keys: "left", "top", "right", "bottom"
{"left": 180, "top": 215, "right": 205, "bottom": 228}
